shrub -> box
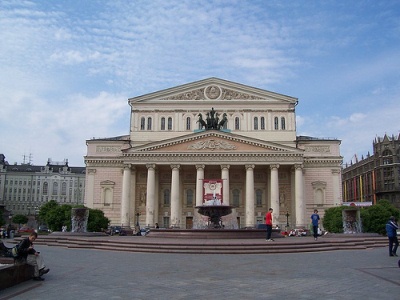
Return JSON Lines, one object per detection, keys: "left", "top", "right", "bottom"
{"left": 323, "top": 200, "right": 400, "bottom": 235}
{"left": 322, "top": 206, "right": 355, "bottom": 233}
{"left": 361, "top": 200, "right": 400, "bottom": 235}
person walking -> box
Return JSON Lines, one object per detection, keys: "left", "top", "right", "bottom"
{"left": 311, "top": 209, "right": 320, "bottom": 241}
{"left": 15, "top": 231, "right": 50, "bottom": 281}
{"left": 385, "top": 216, "right": 399, "bottom": 257}
{"left": 265, "top": 208, "right": 274, "bottom": 241}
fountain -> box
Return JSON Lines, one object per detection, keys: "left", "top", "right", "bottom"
{"left": 71, "top": 208, "right": 89, "bottom": 232}
{"left": 342, "top": 209, "right": 363, "bottom": 234}
{"left": 195, "top": 197, "right": 233, "bottom": 229}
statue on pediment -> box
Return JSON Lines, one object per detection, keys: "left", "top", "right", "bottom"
{"left": 197, "top": 108, "right": 227, "bottom": 130}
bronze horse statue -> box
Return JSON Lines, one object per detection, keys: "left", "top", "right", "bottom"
{"left": 197, "top": 113, "right": 207, "bottom": 129}
{"left": 217, "top": 113, "right": 227, "bottom": 130}
{"left": 197, "top": 109, "right": 227, "bottom": 130}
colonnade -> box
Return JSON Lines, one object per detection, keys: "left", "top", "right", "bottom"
{"left": 120, "top": 163, "right": 305, "bottom": 228}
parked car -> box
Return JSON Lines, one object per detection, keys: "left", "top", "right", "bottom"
{"left": 106, "top": 226, "right": 125, "bottom": 236}
{"left": 38, "top": 225, "right": 50, "bottom": 233}
{"left": 18, "top": 226, "right": 35, "bottom": 233}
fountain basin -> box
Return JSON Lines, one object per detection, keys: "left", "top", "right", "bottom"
{"left": 195, "top": 205, "right": 233, "bottom": 229}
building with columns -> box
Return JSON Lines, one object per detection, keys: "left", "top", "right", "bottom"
{"left": 84, "top": 78, "right": 342, "bottom": 229}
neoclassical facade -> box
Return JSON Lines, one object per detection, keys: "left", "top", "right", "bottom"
{"left": 84, "top": 78, "right": 342, "bottom": 229}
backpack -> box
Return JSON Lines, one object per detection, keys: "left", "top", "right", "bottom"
{"left": 10, "top": 245, "right": 19, "bottom": 258}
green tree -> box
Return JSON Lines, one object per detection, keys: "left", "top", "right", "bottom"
{"left": 39, "top": 201, "right": 71, "bottom": 231}
{"left": 87, "top": 209, "right": 110, "bottom": 232}
{"left": 46, "top": 204, "right": 72, "bottom": 232}
{"left": 322, "top": 206, "right": 348, "bottom": 233}
{"left": 12, "top": 214, "right": 29, "bottom": 228}
{"left": 39, "top": 200, "right": 59, "bottom": 225}
{"left": 361, "top": 199, "right": 400, "bottom": 235}
{"left": 38, "top": 202, "right": 109, "bottom": 232}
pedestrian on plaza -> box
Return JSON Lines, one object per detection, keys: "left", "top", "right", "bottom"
{"left": 385, "top": 216, "right": 399, "bottom": 257}
{"left": 155, "top": 223, "right": 159, "bottom": 229}
{"left": 15, "top": 231, "right": 50, "bottom": 281}
{"left": 311, "top": 209, "right": 320, "bottom": 241}
{"left": 265, "top": 208, "right": 274, "bottom": 241}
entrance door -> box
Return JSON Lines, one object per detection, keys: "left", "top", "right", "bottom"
{"left": 186, "top": 217, "right": 193, "bottom": 229}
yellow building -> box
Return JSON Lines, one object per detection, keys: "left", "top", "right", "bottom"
{"left": 84, "top": 78, "right": 342, "bottom": 229}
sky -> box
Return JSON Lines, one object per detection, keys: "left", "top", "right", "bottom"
{"left": 1, "top": 0, "right": 399, "bottom": 167}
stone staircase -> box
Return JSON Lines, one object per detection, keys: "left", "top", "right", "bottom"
{"left": 10, "top": 233, "right": 388, "bottom": 255}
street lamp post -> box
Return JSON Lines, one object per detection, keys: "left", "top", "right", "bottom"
{"left": 136, "top": 212, "right": 140, "bottom": 227}
{"left": 34, "top": 206, "right": 39, "bottom": 231}
{"left": 286, "top": 211, "right": 290, "bottom": 228}
{"left": 8, "top": 212, "right": 13, "bottom": 239}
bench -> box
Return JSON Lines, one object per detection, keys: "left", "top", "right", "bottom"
{"left": 0, "top": 241, "right": 35, "bottom": 290}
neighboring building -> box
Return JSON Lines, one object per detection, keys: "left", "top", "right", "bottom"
{"left": 84, "top": 78, "right": 343, "bottom": 229}
{"left": 0, "top": 156, "right": 86, "bottom": 217}
{"left": 342, "top": 134, "right": 400, "bottom": 209}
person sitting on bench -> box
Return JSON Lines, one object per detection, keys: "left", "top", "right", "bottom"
{"left": 15, "top": 232, "right": 50, "bottom": 281}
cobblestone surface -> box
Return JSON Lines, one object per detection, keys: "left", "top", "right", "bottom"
{"left": 0, "top": 243, "right": 399, "bottom": 300}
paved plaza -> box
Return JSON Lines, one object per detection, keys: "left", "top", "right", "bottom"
{"left": 0, "top": 243, "right": 399, "bottom": 300}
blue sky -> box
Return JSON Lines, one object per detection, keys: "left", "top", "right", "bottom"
{"left": 1, "top": 0, "right": 399, "bottom": 167}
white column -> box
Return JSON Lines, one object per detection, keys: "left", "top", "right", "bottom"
{"left": 270, "top": 164, "right": 280, "bottom": 221}
{"left": 84, "top": 169, "right": 96, "bottom": 208}
{"left": 332, "top": 168, "right": 342, "bottom": 206}
{"left": 170, "top": 164, "right": 181, "bottom": 227}
{"left": 130, "top": 167, "right": 137, "bottom": 227}
{"left": 221, "top": 165, "right": 230, "bottom": 205}
{"left": 145, "top": 164, "right": 156, "bottom": 227}
{"left": 195, "top": 165, "right": 205, "bottom": 206}
{"left": 154, "top": 169, "right": 159, "bottom": 225}
{"left": 245, "top": 164, "right": 255, "bottom": 228}
{"left": 120, "top": 164, "right": 131, "bottom": 227}
{"left": 295, "top": 164, "right": 305, "bottom": 227}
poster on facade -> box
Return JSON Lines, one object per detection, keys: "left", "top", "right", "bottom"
{"left": 203, "top": 179, "right": 223, "bottom": 204}
{"left": 342, "top": 202, "right": 372, "bottom": 207}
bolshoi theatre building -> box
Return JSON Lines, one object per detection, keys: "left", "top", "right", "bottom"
{"left": 84, "top": 78, "right": 343, "bottom": 229}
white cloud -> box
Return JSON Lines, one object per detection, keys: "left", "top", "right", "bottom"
{"left": 1, "top": 0, "right": 399, "bottom": 167}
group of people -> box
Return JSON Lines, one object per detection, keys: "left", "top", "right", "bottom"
{"left": 265, "top": 208, "right": 398, "bottom": 259}
{"left": 264, "top": 208, "right": 321, "bottom": 241}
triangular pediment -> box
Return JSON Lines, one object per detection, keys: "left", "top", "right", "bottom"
{"left": 124, "top": 131, "right": 302, "bottom": 154}
{"left": 129, "top": 77, "right": 297, "bottom": 104}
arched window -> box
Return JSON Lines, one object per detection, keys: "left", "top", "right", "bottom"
{"left": 186, "top": 189, "right": 193, "bottom": 207}
{"left": 43, "top": 182, "right": 48, "bottom": 195}
{"left": 254, "top": 117, "right": 258, "bottom": 130}
{"left": 140, "top": 117, "right": 145, "bottom": 130}
{"left": 52, "top": 182, "right": 58, "bottom": 195}
{"left": 61, "top": 182, "right": 67, "bottom": 195}
{"left": 281, "top": 117, "right": 286, "bottom": 130}
{"left": 167, "top": 117, "right": 172, "bottom": 130}
{"left": 232, "top": 189, "right": 240, "bottom": 207}
{"left": 186, "top": 117, "right": 191, "bottom": 130}
{"left": 261, "top": 117, "right": 265, "bottom": 130}
{"left": 274, "top": 117, "right": 279, "bottom": 130}
{"left": 161, "top": 117, "right": 166, "bottom": 130}
{"left": 256, "top": 189, "right": 262, "bottom": 206}
{"left": 147, "top": 117, "right": 152, "bottom": 130}
{"left": 235, "top": 117, "right": 240, "bottom": 130}
{"left": 164, "top": 189, "right": 170, "bottom": 206}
